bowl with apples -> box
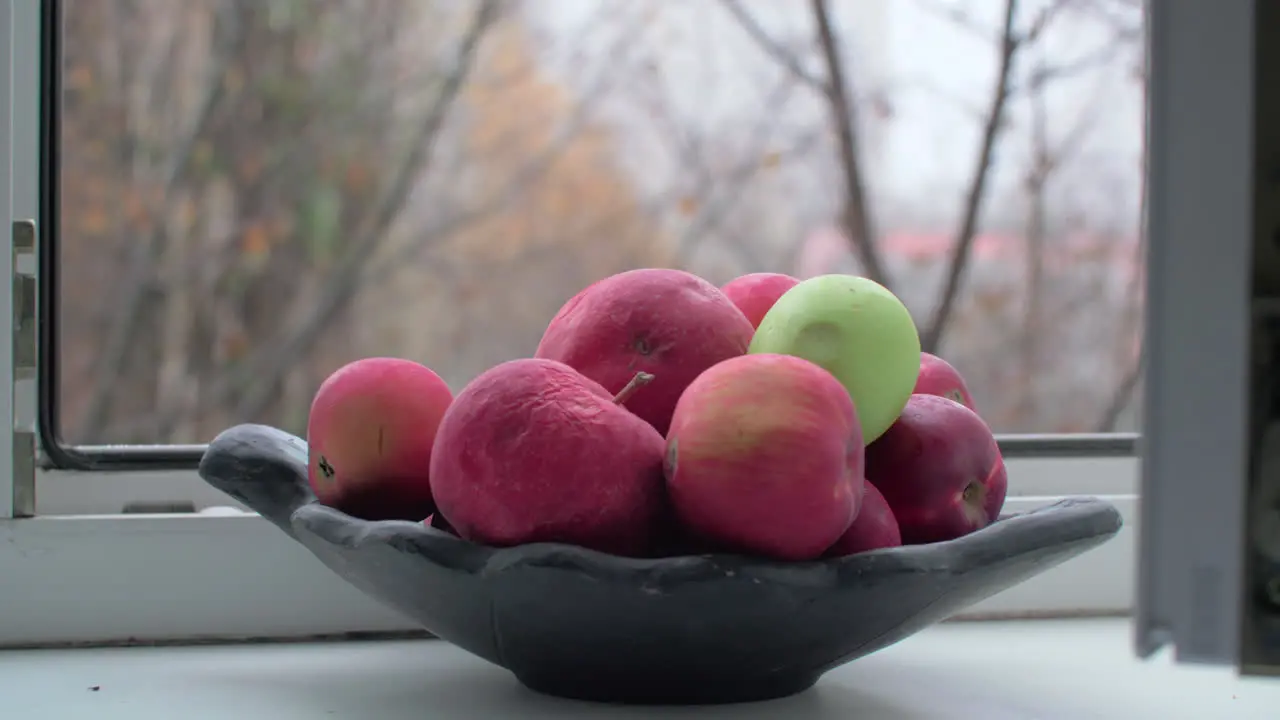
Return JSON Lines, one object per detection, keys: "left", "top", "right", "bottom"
{"left": 199, "top": 269, "right": 1123, "bottom": 706}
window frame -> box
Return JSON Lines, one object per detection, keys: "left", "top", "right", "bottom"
{"left": 0, "top": 0, "right": 1142, "bottom": 647}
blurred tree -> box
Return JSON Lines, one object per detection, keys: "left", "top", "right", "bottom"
{"left": 715, "top": 0, "right": 1144, "bottom": 432}
{"left": 61, "top": 0, "right": 502, "bottom": 442}
{"left": 58, "top": 0, "right": 1145, "bottom": 443}
{"left": 360, "top": 8, "right": 675, "bottom": 392}
{"left": 60, "top": 0, "right": 674, "bottom": 442}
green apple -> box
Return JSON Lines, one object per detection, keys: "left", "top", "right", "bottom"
{"left": 748, "top": 274, "right": 920, "bottom": 443}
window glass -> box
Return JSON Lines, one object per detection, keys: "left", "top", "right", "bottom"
{"left": 56, "top": 0, "right": 1145, "bottom": 446}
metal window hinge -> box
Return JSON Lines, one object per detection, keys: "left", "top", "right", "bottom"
{"left": 11, "top": 219, "right": 36, "bottom": 517}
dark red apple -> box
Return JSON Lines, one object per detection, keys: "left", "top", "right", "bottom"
{"left": 719, "top": 272, "right": 800, "bottom": 329}
{"left": 824, "top": 480, "right": 902, "bottom": 556}
{"left": 865, "top": 394, "right": 1007, "bottom": 545}
{"left": 429, "top": 358, "right": 667, "bottom": 557}
{"left": 535, "top": 268, "right": 754, "bottom": 435}
{"left": 664, "top": 353, "right": 863, "bottom": 561}
{"left": 914, "top": 352, "right": 977, "bottom": 411}
{"left": 306, "top": 357, "right": 453, "bottom": 521}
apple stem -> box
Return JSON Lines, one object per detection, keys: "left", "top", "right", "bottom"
{"left": 613, "top": 372, "right": 655, "bottom": 406}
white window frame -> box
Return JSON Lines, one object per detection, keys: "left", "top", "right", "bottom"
{"left": 0, "top": 0, "right": 1143, "bottom": 647}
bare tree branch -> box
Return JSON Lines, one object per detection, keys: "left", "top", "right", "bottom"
{"left": 500, "top": 122, "right": 825, "bottom": 274}
{"left": 138, "top": 0, "right": 504, "bottom": 436}
{"left": 494, "top": 125, "right": 823, "bottom": 274}
{"left": 1012, "top": 58, "right": 1052, "bottom": 425}
{"left": 912, "top": 0, "right": 1003, "bottom": 43}
{"left": 717, "top": 0, "right": 826, "bottom": 92}
{"left": 168, "top": 1, "right": 624, "bottom": 295}
{"left": 919, "top": 0, "right": 1020, "bottom": 353}
{"left": 1007, "top": 20, "right": 1139, "bottom": 95}
{"left": 1074, "top": 0, "right": 1144, "bottom": 37}
{"left": 75, "top": 2, "right": 246, "bottom": 441}
{"left": 148, "top": 3, "right": 645, "bottom": 434}
{"left": 226, "top": 0, "right": 504, "bottom": 421}
{"left": 889, "top": 72, "right": 986, "bottom": 120}
{"left": 1096, "top": 59, "right": 1148, "bottom": 433}
{"left": 678, "top": 129, "right": 825, "bottom": 270}
{"left": 365, "top": 8, "right": 645, "bottom": 283}
{"left": 1012, "top": 52, "right": 1116, "bottom": 428}
{"left": 502, "top": 124, "right": 825, "bottom": 274}
{"left": 675, "top": 74, "right": 805, "bottom": 260}
{"left": 1096, "top": 339, "right": 1143, "bottom": 432}
{"left": 633, "top": 62, "right": 712, "bottom": 190}
{"left": 718, "top": 0, "right": 890, "bottom": 286}
{"left": 810, "top": 0, "right": 891, "bottom": 289}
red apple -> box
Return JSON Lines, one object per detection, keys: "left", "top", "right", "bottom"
{"left": 535, "top": 268, "right": 754, "bottom": 435}
{"left": 664, "top": 353, "right": 863, "bottom": 561}
{"left": 429, "top": 358, "right": 667, "bottom": 557}
{"left": 865, "top": 394, "right": 1007, "bottom": 544}
{"left": 306, "top": 357, "right": 453, "bottom": 522}
{"left": 824, "top": 481, "right": 902, "bottom": 556}
{"left": 914, "top": 352, "right": 977, "bottom": 411}
{"left": 719, "top": 272, "right": 800, "bottom": 329}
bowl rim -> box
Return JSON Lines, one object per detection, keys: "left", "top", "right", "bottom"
{"left": 288, "top": 496, "right": 1123, "bottom": 587}
{"left": 200, "top": 423, "right": 1124, "bottom": 588}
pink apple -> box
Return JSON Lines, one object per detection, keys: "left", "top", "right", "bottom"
{"left": 664, "top": 353, "right": 863, "bottom": 561}
{"left": 914, "top": 352, "right": 977, "bottom": 411}
{"left": 535, "top": 268, "right": 754, "bottom": 435}
{"left": 719, "top": 272, "right": 801, "bottom": 329}
{"left": 306, "top": 357, "right": 453, "bottom": 522}
{"left": 429, "top": 359, "right": 668, "bottom": 557}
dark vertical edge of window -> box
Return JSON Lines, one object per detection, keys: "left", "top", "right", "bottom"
{"left": 32, "top": 0, "right": 1141, "bottom": 472}
{"left": 35, "top": 0, "right": 76, "bottom": 469}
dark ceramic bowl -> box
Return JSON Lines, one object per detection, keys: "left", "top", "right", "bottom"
{"left": 199, "top": 423, "right": 1123, "bottom": 706}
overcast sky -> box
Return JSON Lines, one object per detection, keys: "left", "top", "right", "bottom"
{"left": 522, "top": 0, "right": 1143, "bottom": 227}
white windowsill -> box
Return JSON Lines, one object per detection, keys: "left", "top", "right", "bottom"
{"left": 1, "top": 456, "right": 1139, "bottom": 646}
{"left": 0, "top": 485, "right": 1138, "bottom": 649}
{"left": 4, "top": 619, "right": 1274, "bottom": 719}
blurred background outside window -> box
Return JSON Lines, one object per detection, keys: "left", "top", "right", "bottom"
{"left": 55, "top": 0, "right": 1145, "bottom": 447}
